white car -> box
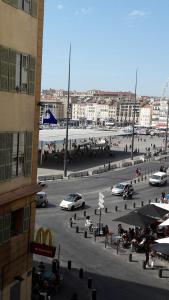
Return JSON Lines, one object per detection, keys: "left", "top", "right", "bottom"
{"left": 35, "top": 192, "right": 48, "bottom": 208}
{"left": 149, "top": 172, "right": 167, "bottom": 186}
{"left": 60, "top": 193, "right": 85, "bottom": 210}
{"left": 112, "top": 182, "right": 134, "bottom": 195}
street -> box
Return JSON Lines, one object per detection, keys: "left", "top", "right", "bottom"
{"left": 35, "top": 160, "right": 169, "bottom": 300}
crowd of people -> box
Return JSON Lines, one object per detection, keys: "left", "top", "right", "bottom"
{"left": 116, "top": 224, "right": 169, "bottom": 267}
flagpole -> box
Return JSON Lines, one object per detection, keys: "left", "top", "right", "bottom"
{"left": 64, "top": 44, "right": 71, "bottom": 177}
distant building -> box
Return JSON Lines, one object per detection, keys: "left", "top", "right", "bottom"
{"left": 139, "top": 105, "right": 152, "bottom": 127}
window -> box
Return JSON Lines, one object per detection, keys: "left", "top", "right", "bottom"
{"left": 2, "top": 0, "right": 37, "bottom": 17}
{"left": 11, "top": 209, "right": 23, "bottom": 236}
{"left": 0, "top": 132, "right": 32, "bottom": 182}
{"left": 0, "top": 46, "right": 35, "bottom": 95}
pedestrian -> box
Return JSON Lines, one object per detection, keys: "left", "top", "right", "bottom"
{"left": 150, "top": 250, "right": 156, "bottom": 268}
{"left": 145, "top": 247, "right": 150, "bottom": 267}
{"left": 160, "top": 165, "right": 164, "bottom": 172}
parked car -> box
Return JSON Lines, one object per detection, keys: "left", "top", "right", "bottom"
{"left": 60, "top": 193, "right": 85, "bottom": 210}
{"left": 111, "top": 182, "right": 134, "bottom": 196}
{"left": 35, "top": 192, "right": 48, "bottom": 208}
{"left": 149, "top": 172, "right": 167, "bottom": 186}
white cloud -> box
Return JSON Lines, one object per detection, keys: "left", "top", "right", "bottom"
{"left": 57, "top": 4, "right": 63, "bottom": 10}
{"left": 129, "top": 10, "right": 147, "bottom": 17}
{"left": 75, "top": 7, "right": 92, "bottom": 16}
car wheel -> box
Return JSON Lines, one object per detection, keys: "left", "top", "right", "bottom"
{"left": 71, "top": 206, "right": 74, "bottom": 211}
{"left": 82, "top": 202, "right": 85, "bottom": 208}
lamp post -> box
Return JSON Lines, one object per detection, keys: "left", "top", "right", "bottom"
{"left": 165, "top": 100, "right": 169, "bottom": 153}
{"left": 131, "top": 69, "right": 138, "bottom": 160}
{"left": 64, "top": 44, "right": 71, "bottom": 177}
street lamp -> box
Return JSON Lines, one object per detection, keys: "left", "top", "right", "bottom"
{"left": 64, "top": 44, "right": 71, "bottom": 177}
{"left": 131, "top": 69, "right": 138, "bottom": 160}
{"left": 165, "top": 100, "right": 169, "bottom": 153}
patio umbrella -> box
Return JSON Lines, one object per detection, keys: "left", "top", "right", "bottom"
{"left": 155, "top": 237, "right": 169, "bottom": 244}
{"left": 158, "top": 218, "right": 169, "bottom": 227}
{"left": 135, "top": 204, "right": 169, "bottom": 219}
{"left": 151, "top": 243, "right": 169, "bottom": 255}
{"left": 113, "top": 211, "right": 156, "bottom": 227}
{"left": 151, "top": 203, "right": 169, "bottom": 211}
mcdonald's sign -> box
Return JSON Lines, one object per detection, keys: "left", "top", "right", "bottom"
{"left": 30, "top": 227, "right": 56, "bottom": 258}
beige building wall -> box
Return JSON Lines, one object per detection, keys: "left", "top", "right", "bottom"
{"left": 0, "top": 1, "right": 44, "bottom": 299}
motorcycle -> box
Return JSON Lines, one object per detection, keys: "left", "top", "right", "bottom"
{"left": 123, "top": 190, "right": 133, "bottom": 200}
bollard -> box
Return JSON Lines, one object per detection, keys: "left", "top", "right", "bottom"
{"left": 68, "top": 260, "right": 71, "bottom": 270}
{"left": 133, "top": 202, "right": 136, "bottom": 208}
{"left": 88, "top": 278, "right": 92, "bottom": 289}
{"left": 52, "top": 259, "right": 59, "bottom": 274}
{"left": 129, "top": 253, "right": 132, "bottom": 262}
{"left": 141, "top": 201, "right": 144, "bottom": 207}
{"left": 134, "top": 180, "right": 136, "bottom": 184}
{"left": 158, "top": 268, "right": 163, "bottom": 278}
{"left": 76, "top": 226, "right": 79, "bottom": 233}
{"left": 115, "top": 206, "right": 118, "bottom": 212}
{"left": 148, "top": 200, "right": 151, "bottom": 204}
{"left": 83, "top": 210, "right": 86, "bottom": 217}
{"left": 70, "top": 218, "right": 73, "bottom": 228}
{"left": 142, "top": 261, "right": 146, "bottom": 269}
{"left": 138, "top": 178, "right": 140, "bottom": 183}
{"left": 141, "top": 176, "right": 143, "bottom": 181}
{"left": 79, "top": 268, "right": 84, "bottom": 279}
{"left": 74, "top": 213, "right": 76, "bottom": 220}
{"left": 105, "top": 207, "right": 108, "bottom": 213}
{"left": 94, "top": 209, "right": 97, "bottom": 215}
{"left": 91, "top": 289, "right": 97, "bottom": 300}
{"left": 124, "top": 203, "right": 127, "bottom": 210}
{"left": 84, "top": 231, "right": 87, "bottom": 238}
{"left": 155, "top": 197, "right": 157, "bottom": 203}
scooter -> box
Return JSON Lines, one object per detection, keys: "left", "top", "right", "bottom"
{"left": 123, "top": 190, "right": 133, "bottom": 200}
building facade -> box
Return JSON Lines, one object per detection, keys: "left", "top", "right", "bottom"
{"left": 139, "top": 105, "right": 152, "bottom": 127}
{"left": 0, "top": 0, "right": 44, "bottom": 299}
{"left": 72, "top": 100, "right": 140, "bottom": 125}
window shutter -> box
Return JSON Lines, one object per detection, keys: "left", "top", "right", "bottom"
{"left": 0, "top": 216, "right": 3, "bottom": 245}
{"left": 0, "top": 46, "right": 9, "bottom": 91}
{"left": 0, "top": 134, "right": 6, "bottom": 181}
{"left": 9, "top": 49, "right": 16, "bottom": 92}
{"left": 31, "top": 0, "right": 37, "bottom": 17}
{"left": 23, "top": 206, "right": 30, "bottom": 232}
{"left": 3, "top": 214, "right": 11, "bottom": 242}
{"left": 0, "top": 133, "right": 12, "bottom": 181}
{"left": 28, "top": 55, "right": 36, "bottom": 95}
{"left": 24, "top": 132, "right": 32, "bottom": 176}
{"left": 5, "top": 133, "right": 13, "bottom": 179}
{"left": 2, "top": 0, "right": 18, "bottom": 8}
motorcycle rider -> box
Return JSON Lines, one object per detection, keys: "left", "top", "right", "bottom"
{"left": 136, "top": 168, "right": 141, "bottom": 176}
{"left": 123, "top": 184, "right": 132, "bottom": 199}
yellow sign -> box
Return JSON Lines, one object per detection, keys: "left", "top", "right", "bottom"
{"left": 35, "top": 227, "right": 53, "bottom": 246}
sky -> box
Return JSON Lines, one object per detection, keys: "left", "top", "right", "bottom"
{"left": 42, "top": 0, "right": 169, "bottom": 96}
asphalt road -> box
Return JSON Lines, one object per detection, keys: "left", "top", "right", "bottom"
{"left": 36, "top": 160, "right": 169, "bottom": 300}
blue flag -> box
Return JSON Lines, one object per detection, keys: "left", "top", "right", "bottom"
{"left": 43, "top": 109, "right": 57, "bottom": 125}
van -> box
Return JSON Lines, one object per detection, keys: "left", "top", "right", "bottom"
{"left": 149, "top": 172, "right": 167, "bottom": 186}
{"left": 35, "top": 192, "right": 48, "bottom": 208}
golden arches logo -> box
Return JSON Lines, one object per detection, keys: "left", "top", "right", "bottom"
{"left": 35, "top": 227, "right": 53, "bottom": 246}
